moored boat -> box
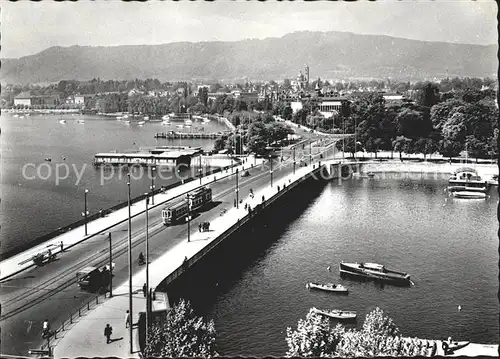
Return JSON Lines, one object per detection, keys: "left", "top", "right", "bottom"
{"left": 310, "top": 307, "right": 356, "bottom": 320}
{"left": 339, "top": 262, "right": 411, "bottom": 286}
{"left": 447, "top": 167, "right": 488, "bottom": 193}
{"left": 306, "top": 282, "right": 348, "bottom": 293}
{"left": 452, "top": 191, "right": 487, "bottom": 199}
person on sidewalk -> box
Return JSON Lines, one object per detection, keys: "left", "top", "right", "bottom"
{"left": 143, "top": 283, "right": 147, "bottom": 298}
{"left": 125, "top": 310, "right": 130, "bottom": 328}
{"left": 42, "top": 319, "right": 50, "bottom": 338}
{"left": 60, "top": 241, "right": 64, "bottom": 252}
{"left": 104, "top": 324, "right": 113, "bottom": 344}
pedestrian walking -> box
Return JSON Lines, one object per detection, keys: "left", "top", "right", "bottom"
{"left": 143, "top": 283, "right": 147, "bottom": 298}
{"left": 234, "top": 198, "right": 237, "bottom": 207}
{"left": 42, "top": 319, "right": 50, "bottom": 338}
{"left": 262, "top": 195, "right": 265, "bottom": 202}
{"left": 198, "top": 223, "right": 202, "bottom": 232}
{"left": 104, "top": 324, "right": 113, "bottom": 344}
{"left": 60, "top": 241, "right": 64, "bottom": 252}
{"left": 125, "top": 310, "right": 130, "bottom": 328}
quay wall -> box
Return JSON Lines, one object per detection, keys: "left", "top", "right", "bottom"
{"left": 331, "top": 161, "right": 498, "bottom": 180}
{"left": 220, "top": 116, "right": 236, "bottom": 131}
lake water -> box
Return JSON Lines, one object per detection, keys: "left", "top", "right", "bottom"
{"left": 168, "top": 174, "right": 498, "bottom": 356}
{"left": 0, "top": 113, "right": 228, "bottom": 256}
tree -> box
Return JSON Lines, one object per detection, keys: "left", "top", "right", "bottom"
{"left": 144, "top": 299, "right": 216, "bottom": 358}
{"left": 395, "top": 108, "right": 427, "bottom": 139}
{"left": 414, "top": 82, "right": 440, "bottom": 108}
{"left": 430, "top": 99, "right": 465, "bottom": 131}
{"left": 266, "top": 122, "right": 294, "bottom": 145}
{"left": 213, "top": 135, "right": 228, "bottom": 152}
{"left": 439, "top": 139, "right": 463, "bottom": 160}
{"left": 392, "top": 136, "right": 413, "bottom": 161}
{"left": 286, "top": 307, "right": 427, "bottom": 357}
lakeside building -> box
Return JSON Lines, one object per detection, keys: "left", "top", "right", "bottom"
{"left": 14, "top": 92, "right": 60, "bottom": 108}
{"left": 93, "top": 146, "right": 203, "bottom": 168}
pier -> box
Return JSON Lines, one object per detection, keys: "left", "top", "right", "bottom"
{"left": 154, "top": 131, "right": 230, "bottom": 139}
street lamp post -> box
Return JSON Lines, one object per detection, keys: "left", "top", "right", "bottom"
{"left": 199, "top": 155, "right": 203, "bottom": 185}
{"left": 235, "top": 168, "right": 239, "bottom": 209}
{"left": 108, "top": 232, "right": 113, "bottom": 298}
{"left": 186, "top": 195, "right": 192, "bottom": 242}
{"left": 127, "top": 173, "right": 133, "bottom": 354}
{"left": 309, "top": 138, "right": 312, "bottom": 165}
{"left": 145, "top": 196, "right": 150, "bottom": 347}
{"left": 83, "top": 189, "right": 89, "bottom": 236}
{"left": 269, "top": 155, "right": 273, "bottom": 187}
{"left": 293, "top": 146, "right": 296, "bottom": 175}
{"left": 150, "top": 166, "right": 156, "bottom": 205}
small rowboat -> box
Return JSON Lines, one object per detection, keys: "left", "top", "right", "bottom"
{"left": 311, "top": 307, "right": 356, "bottom": 320}
{"left": 306, "top": 282, "right": 348, "bottom": 293}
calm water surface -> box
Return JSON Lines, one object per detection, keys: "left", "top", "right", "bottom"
{"left": 172, "top": 175, "right": 498, "bottom": 356}
{"left": 0, "top": 113, "right": 227, "bottom": 256}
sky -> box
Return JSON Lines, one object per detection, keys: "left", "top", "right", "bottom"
{"left": 1, "top": 0, "right": 497, "bottom": 59}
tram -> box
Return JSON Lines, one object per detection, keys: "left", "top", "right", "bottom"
{"left": 161, "top": 186, "right": 212, "bottom": 225}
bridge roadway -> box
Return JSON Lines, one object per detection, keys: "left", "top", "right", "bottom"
{"left": 0, "top": 141, "right": 334, "bottom": 357}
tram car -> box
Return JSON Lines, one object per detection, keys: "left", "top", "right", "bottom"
{"left": 162, "top": 186, "right": 212, "bottom": 225}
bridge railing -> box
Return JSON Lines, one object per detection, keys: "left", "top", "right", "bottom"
{"left": 158, "top": 164, "right": 324, "bottom": 288}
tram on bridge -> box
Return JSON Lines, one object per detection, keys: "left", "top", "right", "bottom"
{"left": 161, "top": 186, "right": 212, "bottom": 225}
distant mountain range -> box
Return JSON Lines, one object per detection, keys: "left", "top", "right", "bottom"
{"left": 1, "top": 31, "right": 497, "bottom": 84}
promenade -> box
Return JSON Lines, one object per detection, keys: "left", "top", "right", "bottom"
{"left": 53, "top": 158, "right": 324, "bottom": 358}
{"left": 0, "top": 157, "right": 263, "bottom": 282}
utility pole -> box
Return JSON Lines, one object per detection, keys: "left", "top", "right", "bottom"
{"left": 235, "top": 168, "right": 239, "bottom": 209}
{"left": 186, "top": 195, "right": 192, "bottom": 242}
{"left": 127, "top": 173, "right": 133, "bottom": 354}
{"left": 309, "top": 139, "right": 312, "bottom": 165}
{"left": 293, "top": 146, "right": 296, "bottom": 175}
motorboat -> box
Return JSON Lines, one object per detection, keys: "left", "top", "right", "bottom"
{"left": 445, "top": 340, "right": 470, "bottom": 353}
{"left": 447, "top": 167, "right": 488, "bottom": 193}
{"left": 306, "top": 282, "right": 348, "bottom": 293}
{"left": 339, "top": 262, "right": 411, "bottom": 286}
{"left": 143, "top": 116, "right": 149, "bottom": 121}
{"left": 59, "top": 119, "right": 66, "bottom": 124}
{"left": 310, "top": 307, "right": 356, "bottom": 320}
{"left": 77, "top": 119, "right": 85, "bottom": 124}
{"left": 452, "top": 191, "right": 487, "bottom": 199}
{"left": 137, "top": 121, "right": 146, "bottom": 125}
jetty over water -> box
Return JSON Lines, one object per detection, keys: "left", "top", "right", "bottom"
{"left": 155, "top": 131, "right": 230, "bottom": 139}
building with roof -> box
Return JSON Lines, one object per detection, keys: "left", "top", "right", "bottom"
{"left": 14, "top": 92, "right": 32, "bottom": 107}
{"left": 14, "top": 92, "right": 60, "bottom": 108}
{"left": 93, "top": 146, "right": 203, "bottom": 168}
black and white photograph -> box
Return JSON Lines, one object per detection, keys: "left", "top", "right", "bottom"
{"left": 0, "top": 1, "right": 498, "bottom": 357}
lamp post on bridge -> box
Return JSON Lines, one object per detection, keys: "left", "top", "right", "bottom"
{"left": 269, "top": 155, "right": 273, "bottom": 187}
{"left": 150, "top": 166, "right": 156, "bottom": 205}
{"left": 235, "top": 168, "right": 239, "bottom": 209}
{"left": 144, "top": 195, "right": 150, "bottom": 347}
{"left": 127, "top": 173, "right": 133, "bottom": 354}
{"left": 83, "top": 189, "right": 89, "bottom": 236}
{"left": 186, "top": 195, "right": 192, "bottom": 242}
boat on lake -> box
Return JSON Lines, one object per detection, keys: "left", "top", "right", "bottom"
{"left": 339, "top": 262, "right": 411, "bottom": 286}
{"left": 137, "top": 121, "right": 146, "bottom": 125}
{"left": 447, "top": 167, "right": 488, "bottom": 194}
{"left": 310, "top": 307, "right": 356, "bottom": 320}
{"left": 59, "top": 119, "right": 66, "bottom": 124}
{"left": 306, "top": 282, "right": 348, "bottom": 293}
{"left": 452, "top": 191, "right": 487, "bottom": 199}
